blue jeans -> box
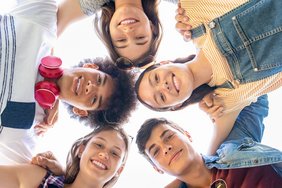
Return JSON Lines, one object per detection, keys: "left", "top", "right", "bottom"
{"left": 191, "top": 0, "right": 282, "bottom": 84}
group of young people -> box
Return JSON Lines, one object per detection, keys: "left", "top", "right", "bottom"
{"left": 0, "top": 0, "right": 281, "bottom": 187}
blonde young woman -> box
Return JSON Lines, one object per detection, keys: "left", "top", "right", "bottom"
{"left": 0, "top": 126, "right": 131, "bottom": 188}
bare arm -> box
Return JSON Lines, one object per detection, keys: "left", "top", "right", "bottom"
{"left": 207, "top": 109, "right": 241, "bottom": 155}
{"left": 199, "top": 93, "right": 242, "bottom": 155}
{"left": 0, "top": 164, "right": 47, "bottom": 188}
{"left": 57, "top": 0, "right": 87, "bottom": 36}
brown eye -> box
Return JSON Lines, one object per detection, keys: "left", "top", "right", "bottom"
{"left": 160, "top": 93, "right": 165, "bottom": 102}
{"left": 155, "top": 74, "right": 159, "bottom": 83}
{"left": 92, "top": 96, "right": 97, "bottom": 104}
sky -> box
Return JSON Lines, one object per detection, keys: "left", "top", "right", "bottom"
{"left": 1, "top": 1, "right": 281, "bottom": 187}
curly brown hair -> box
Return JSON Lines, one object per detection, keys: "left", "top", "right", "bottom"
{"left": 64, "top": 57, "right": 137, "bottom": 127}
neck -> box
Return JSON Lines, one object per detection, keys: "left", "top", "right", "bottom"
{"left": 64, "top": 173, "right": 103, "bottom": 188}
{"left": 187, "top": 51, "right": 213, "bottom": 89}
{"left": 115, "top": 0, "right": 143, "bottom": 9}
{"left": 179, "top": 154, "right": 212, "bottom": 188}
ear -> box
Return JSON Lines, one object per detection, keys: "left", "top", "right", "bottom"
{"left": 72, "top": 107, "right": 88, "bottom": 117}
{"left": 153, "top": 166, "right": 164, "bottom": 174}
{"left": 170, "top": 103, "right": 183, "bottom": 111}
{"left": 117, "top": 165, "right": 124, "bottom": 175}
{"left": 83, "top": 63, "right": 99, "bottom": 70}
{"left": 77, "top": 144, "right": 86, "bottom": 158}
{"left": 184, "top": 131, "right": 193, "bottom": 142}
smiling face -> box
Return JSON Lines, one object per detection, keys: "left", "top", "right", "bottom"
{"left": 109, "top": 5, "right": 153, "bottom": 61}
{"left": 145, "top": 123, "right": 195, "bottom": 176}
{"left": 138, "top": 63, "right": 194, "bottom": 109}
{"left": 79, "top": 130, "right": 126, "bottom": 184}
{"left": 57, "top": 66, "right": 114, "bottom": 111}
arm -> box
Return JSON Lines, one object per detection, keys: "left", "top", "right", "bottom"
{"left": 31, "top": 151, "right": 65, "bottom": 176}
{"left": 199, "top": 93, "right": 242, "bottom": 155}
{"left": 201, "top": 95, "right": 269, "bottom": 155}
{"left": 57, "top": 0, "right": 87, "bottom": 36}
{"left": 0, "top": 164, "right": 47, "bottom": 188}
{"left": 175, "top": 3, "right": 192, "bottom": 42}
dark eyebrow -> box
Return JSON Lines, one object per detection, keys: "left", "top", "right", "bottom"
{"left": 136, "top": 40, "right": 148, "bottom": 45}
{"left": 97, "top": 96, "right": 102, "bottom": 109}
{"left": 148, "top": 129, "right": 170, "bottom": 154}
{"left": 96, "top": 137, "right": 122, "bottom": 151}
{"left": 114, "top": 39, "right": 148, "bottom": 49}
{"left": 148, "top": 73, "right": 159, "bottom": 106}
{"left": 115, "top": 45, "right": 127, "bottom": 49}
{"left": 103, "top": 75, "right": 107, "bottom": 86}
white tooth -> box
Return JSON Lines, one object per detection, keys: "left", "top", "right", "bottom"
{"left": 173, "top": 76, "right": 180, "bottom": 92}
{"left": 76, "top": 78, "right": 80, "bottom": 94}
{"left": 121, "top": 19, "right": 136, "bottom": 25}
{"left": 92, "top": 160, "right": 106, "bottom": 170}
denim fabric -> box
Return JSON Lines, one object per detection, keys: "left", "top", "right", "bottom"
{"left": 191, "top": 0, "right": 282, "bottom": 84}
{"left": 202, "top": 95, "right": 282, "bottom": 177}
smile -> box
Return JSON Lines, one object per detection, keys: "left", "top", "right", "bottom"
{"left": 172, "top": 74, "right": 180, "bottom": 93}
{"left": 169, "top": 149, "right": 183, "bottom": 166}
{"left": 91, "top": 159, "right": 108, "bottom": 170}
{"left": 73, "top": 76, "right": 82, "bottom": 95}
{"left": 119, "top": 18, "right": 138, "bottom": 25}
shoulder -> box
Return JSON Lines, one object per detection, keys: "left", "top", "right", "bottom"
{"left": 79, "top": 0, "right": 112, "bottom": 16}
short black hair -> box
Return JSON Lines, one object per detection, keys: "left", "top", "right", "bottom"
{"left": 64, "top": 57, "right": 137, "bottom": 128}
{"left": 136, "top": 118, "right": 185, "bottom": 165}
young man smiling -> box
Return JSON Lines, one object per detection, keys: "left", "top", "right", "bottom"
{"left": 136, "top": 95, "right": 282, "bottom": 187}
{"left": 0, "top": 0, "right": 136, "bottom": 165}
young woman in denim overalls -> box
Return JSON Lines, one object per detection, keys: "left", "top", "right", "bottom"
{"left": 135, "top": 0, "right": 282, "bottom": 155}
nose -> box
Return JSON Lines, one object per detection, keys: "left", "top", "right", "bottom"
{"left": 122, "top": 25, "right": 134, "bottom": 33}
{"left": 98, "top": 151, "right": 109, "bottom": 160}
{"left": 162, "top": 81, "right": 170, "bottom": 90}
{"left": 85, "top": 80, "right": 98, "bottom": 95}
{"left": 164, "top": 145, "right": 172, "bottom": 155}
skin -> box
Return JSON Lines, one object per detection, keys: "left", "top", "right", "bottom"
{"left": 110, "top": 0, "right": 153, "bottom": 60}
{"left": 57, "top": 64, "right": 114, "bottom": 113}
{"left": 66, "top": 130, "right": 126, "bottom": 188}
{"left": 0, "top": 130, "right": 126, "bottom": 188}
{"left": 138, "top": 62, "right": 195, "bottom": 109}
{"left": 145, "top": 123, "right": 211, "bottom": 187}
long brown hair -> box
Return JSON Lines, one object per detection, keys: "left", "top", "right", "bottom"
{"left": 64, "top": 126, "right": 131, "bottom": 187}
{"left": 135, "top": 54, "right": 216, "bottom": 111}
{"left": 94, "top": 0, "right": 162, "bottom": 65}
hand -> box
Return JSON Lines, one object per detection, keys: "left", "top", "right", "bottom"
{"left": 175, "top": 3, "right": 192, "bottom": 42}
{"left": 31, "top": 151, "right": 65, "bottom": 176}
{"left": 199, "top": 93, "right": 224, "bottom": 122}
{"left": 34, "top": 100, "right": 59, "bottom": 136}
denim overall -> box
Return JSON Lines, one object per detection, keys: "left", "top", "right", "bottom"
{"left": 191, "top": 0, "right": 282, "bottom": 88}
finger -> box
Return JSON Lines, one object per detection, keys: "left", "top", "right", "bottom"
{"left": 176, "top": 7, "right": 185, "bottom": 15}
{"left": 183, "top": 31, "right": 192, "bottom": 42}
{"left": 45, "top": 100, "right": 59, "bottom": 125}
{"left": 175, "top": 22, "right": 192, "bottom": 34}
{"left": 207, "top": 106, "right": 224, "bottom": 118}
{"left": 202, "top": 94, "right": 214, "bottom": 107}
{"left": 34, "top": 125, "right": 49, "bottom": 136}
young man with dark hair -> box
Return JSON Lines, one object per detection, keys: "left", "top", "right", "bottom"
{"left": 0, "top": 0, "right": 136, "bottom": 165}
{"left": 136, "top": 95, "right": 282, "bottom": 187}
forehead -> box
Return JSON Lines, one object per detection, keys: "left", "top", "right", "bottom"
{"left": 90, "top": 130, "right": 126, "bottom": 149}
{"left": 145, "top": 124, "right": 172, "bottom": 148}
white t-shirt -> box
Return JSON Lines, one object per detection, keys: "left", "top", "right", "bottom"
{"left": 0, "top": 0, "right": 57, "bottom": 165}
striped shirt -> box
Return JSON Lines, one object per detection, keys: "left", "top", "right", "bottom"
{"left": 180, "top": 0, "right": 282, "bottom": 113}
